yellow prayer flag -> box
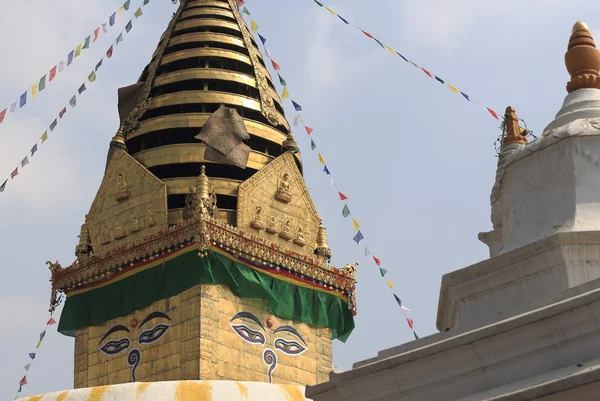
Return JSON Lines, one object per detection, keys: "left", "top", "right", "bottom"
{"left": 447, "top": 84, "right": 460, "bottom": 95}
{"left": 324, "top": 6, "right": 336, "bottom": 15}
{"left": 35, "top": 340, "right": 41, "bottom": 349}
{"left": 352, "top": 218, "right": 360, "bottom": 231}
{"left": 41, "top": 131, "right": 48, "bottom": 143}
{"left": 386, "top": 281, "right": 395, "bottom": 289}
{"left": 251, "top": 20, "right": 259, "bottom": 32}
{"left": 318, "top": 153, "right": 325, "bottom": 165}
{"left": 282, "top": 87, "right": 289, "bottom": 99}
{"left": 385, "top": 45, "right": 395, "bottom": 55}
{"left": 118, "top": 5, "right": 124, "bottom": 16}
{"left": 31, "top": 83, "right": 37, "bottom": 99}
{"left": 75, "top": 44, "right": 82, "bottom": 57}
{"left": 88, "top": 71, "right": 97, "bottom": 83}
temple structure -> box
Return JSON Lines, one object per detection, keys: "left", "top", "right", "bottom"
{"left": 25, "top": 1, "right": 357, "bottom": 400}
{"left": 306, "top": 21, "right": 600, "bottom": 401}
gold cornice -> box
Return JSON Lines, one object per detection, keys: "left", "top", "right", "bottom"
{"left": 167, "top": 32, "right": 266, "bottom": 64}
{"left": 133, "top": 143, "right": 273, "bottom": 170}
{"left": 164, "top": 176, "right": 241, "bottom": 196}
{"left": 174, "top": 19, "right": 241, "bottom": 34}
{"left": 153, "top": 69, "right": 282, "bottom": 107}
{"left": 185, "top": 0, "right": 230, "bottom": 10}
{"left": 180, "top": 7, "right": 235, "bottom": 20}
{"left": 161, "top": 48, "right": 251, "bottom": 67}
{"left": 129, "top": 113, "right": 287, "bottom": 144}
{"left": 168, "top": 208, "right": 236, "bottom": 226}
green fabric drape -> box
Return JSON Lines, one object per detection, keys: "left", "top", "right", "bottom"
{"left": 58, "top": 249, "right": 355, "bottom": 342}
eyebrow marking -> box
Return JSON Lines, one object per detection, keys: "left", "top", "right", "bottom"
{"left": 230, "top": 311, "right": 265, "bottom": 330}
{"left": 140, "top": 311, "right": 171, "bottom": 328}
{"left": 273, "top": 326, "right": 307, "bottom": 345}
{"left": 99, "top": 325, "right": 130, "bottom": 344}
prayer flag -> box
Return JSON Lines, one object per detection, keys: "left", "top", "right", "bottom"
{"left": 396, "top": 52, "right": 409, "bottom": 62}
{"left": 250, "top": 20, "right": 259, "bottom": 33}
{"left": 50, "top": 119, "right": 57, "bottom": 131}
{"left": 134, "top": 8, "right": 143, "bottom": 17}
{"left": 447, "top": 84, "right": 460, "bottom": 95}
{"left": 373, "top": 256, "right": 381, "bottom": 266}
{"left": 39, "top": 330, "right": 46, "bottom": 341}
{"left": 271, "top": 60, "right": 281, "bottom": 70}
{"left": 323, "top": 165, "right": 330, "bottom": 175}
{"left": 435, "top": 76, "right": 444, "bottom": 84}
{"left": 318, "top": 153, "right": 325, "bottom": 164}
{"left": 337, "top": 15, "right": 348, "bottom": 24}
{"left": 19, "top": 92, "right": 27, "bottom": 108}
{"left": 93, "top": 27, "right": 100, "bottom": 41}
{"left": 393, "top": 294, "right": 402, "bottom": 307}
{"left": 385, "top": 45, "right": 395, "bottom": 55}
{"left": 401, "top": 305, "right": 411, "bottom": 313}
{"left": 109, "top": 12, "right": 116, "bottom": 26}
{"left": 144, "top": 0, "right": 149, "bottom": 5}
{"left": 95, "top": 59, "right": 103, "bottom": 71}
{"left": 31, "top": 83, "right": 37, "bottom": 99}
{"left": 102, "top": 22, "right": 108, "bottom": 33}
{"left": 31, "top": 144, "right": 37, "bottom": 156}
{"left": 460, "top": 92, "right": 469, "bottom": 101}
{"left": 0, "top": 179, "right": 6, "bottom": 192}
{"left": 331, "top": 178, "right": 338, "bottom": 188}
{"left": 0, "top": 108, "right": 5, "bottom": 124}
{"left": 118, "top": 5, "right": 124, "bottom": 16}
{"left": 324, "top": 6, "right": 336, "bottom": 15}
{"left": 258, "top": 33, "right": 267, "bottom": 44}
{"left": 361, "top": 30, "right": 374, "bottom": 38}
{"left": 39, "top": 75, "right": 47, "bottom": 91}
{"left": 338, "top": 192, "right": 348, "bottom": 200}
{"left": 353, "top": 231, "right": 364, "bottom": 244}
{"left": 342, "top": 204, "right": 350, "bottom": 218}
{"left": 29, "top": 353, "right": 35, "bottom": 360}
{"left": 421, "top": 68, "right": 433, "bottom": 78}
{"left": 75, "top": 44, "right": 83, "bottom": 58}
{"left": 10, "top": 101, "right": 17, "bottom": 112}
{"left": 58, "top": 60, "right": 66, "bottom": 72}
{"left": 24, "top": 364, "right": 31, "bottom": 371}
{"left": 242, "top": 6, "right": 250, "bottom": 15}
{"left": 21, "top": 157, "right": 29, "bottom": 167}
{"left": 265, "top": 47, "right": 272, "bottom": 59}
{"left": 292, "top": 100, "right": 302, "bottom": 111}
{"left": 47, "top": 318, "right": 56, "bottom": 325}
{"left": 379, "top": 267, "right": 387, "bottom": 277}
{"left": 67, "top": 50, "right": 74, "bottom": 66}
{"left": 487, "top": 108, "right": 499, "bottom": 120}
{"left": 413, "top": 332, "right": 419, "bottom": 340}
{"left": 407, "top": 318, "right": 414, "bottom": 329}
{"left": 293, "top": 114, "right": 301, "bottom": 126}
{"left": 69, "top": 95, "right": 77, "bottom": 108}
{"left": 116, "top": 33, "right": 123, "bottom": 44}
{"left": 310, "top": 139, "right": 316, "bottom": 150}
{"left": 352, "top": 218, "right": 360, "bottom": 231}
{"left": 83, "top": 36, "right": 91, "bottom": 49}
{"left": 277, "top": 73, "right": 286, "bottom": 86}
{"left": 314, "top": 0, "right": 324, "bottom": 6}
{"left": 88, "top": 71, "right": 97, "bottom": 82}
{"left": 237, "top": 0, "right": 244, "bottom": 6}
{"left": 36, "top": 340, "right": 42, "bottom": 349}
{"left": 126, "top": 20, "right": 133, "bottom": 33}
{"left": 124, "top": 0, "right": 131, "bottom": 10}
{"left": 107, "top": 46, "right": 113, "bottom": 58}
{"left": 282, "top": 87, "right": 289, "bottom": 99}
{"left": 365, "top": 244, "right": 371, "bottom": 256}
{"left": 387, "top": 280, "right": 394, "bottom": 288}
{"left": 78, "top": 83, "right": 87, "bottom": 94}
{"left": 373, "top": 38, "right": 385, "bottom": 48}
{"left": 41, "top": 131, "right": 49, "bottom": 142}
{"left": 19, "top": 376, "right": 27, "bottom": 386}
{"left": 59, "top": 107, "right": 66, "bottom": 119}
{"left": 305, "top": 126, "right": 313, "bottom": 135}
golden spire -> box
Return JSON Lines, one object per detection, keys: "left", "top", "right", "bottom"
{"left": 110, "top": 128, "right": 126, "bottom": 149}
{"left": 282, "top": 132, "right": 300, "bottom": 154}
{"left": 315, "top": 223, "right": 332, "bottom": 261}
{"left": 565, "top": 21, "right": 600, "bottom": 93}
{"left": 501, "top": 106, "right": 526, "bottom": 146}
{"left": 197, "top": 165, "right": 210, "bottom": 200}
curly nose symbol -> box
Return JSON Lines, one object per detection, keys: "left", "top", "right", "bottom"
{"left": 263, "top": 349, "right": 277, "bottom": 383}
{"left": 127, "top": 348, "right": 141, "bottom": 382}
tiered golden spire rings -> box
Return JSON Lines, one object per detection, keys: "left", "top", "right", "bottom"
{"left": 565, "top": 21, "right": 600, "bottom": 93}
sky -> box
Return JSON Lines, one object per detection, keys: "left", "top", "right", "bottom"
{"left": 1, "top": 0, "right": 599, "bottom": 398}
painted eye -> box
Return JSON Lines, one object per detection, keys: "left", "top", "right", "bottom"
{"left": 274, "top": 338, "right": 307, "bottom": 355}
{"left": 99, "top": 338, "right": 130, "bottom": 355}
{"left": 230, "top": 324, "right": 266, "bottom": 345}
{"left": 138, "top": 323, "right": 171, "bottom": 344}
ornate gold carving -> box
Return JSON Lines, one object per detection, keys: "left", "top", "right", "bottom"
{"left": 147, "top": 204, "right": 156, "bottom": 227}
{"left": 100, "top": 223, "right": 110, "bottom": 244}
{"left": 207, "top": 186, "right": 218, "bottom": 218}
{"left": 344, "top": 263, "right": 359, "bottom": 276}
{"left": 114, "top": 173, "right": 129, "bottom": 201}
{"left": 275, "top": 173, "right": 292, "bottom": 203}
{"left": 266, "top": 215, "right": 277, "bottom": 234}
{"left": 129, "top": 210, "right": 141, "bottom": 233}
{"left": 47, "top": 260, "right": 63, "bottom": 314}
{"left": 183, "top": 186, "right": 198, "bottom": 221}
{"left": 251, "top": 206, "right": 265, "bottom": 230}
{"left": 228, "top": 0, "right": 283, "bottom": 126}
{"left": 279, "top": 220, "right": 292, "bottom": 241}
{"left": 293, "top": 225, "right": 306, "bottom": 247}
{"left": 114, "top": 221, "right": 125, "bottom": 239}
{"left": 75, "top": 215, "right": 93, "bottom": 258}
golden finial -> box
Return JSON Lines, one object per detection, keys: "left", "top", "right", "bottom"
{"left": 110, "top": 128, "right": 126, "bottom": 148}
{"left": 565, "top": 21, "right": 600, "bottom": 93}
{"left": 282, "top": 132, "right": 300, "bottom": 154}
{"left": 315, "top": 223, "right": 332, "bottom": 262}
{"left": 197, "top": 165, "right": 210, "bottom": 199}
{"left": 502, "top": 106, "right": 526, "bottom": 146}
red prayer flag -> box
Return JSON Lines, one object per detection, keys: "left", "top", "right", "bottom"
{"left": 19, "top": 376, "right": 27, "bottom": 386}
{"left": 93, "top": 27, "right": 100, "bottom": 42}
{"left": 407, "top": 318, "right": 414, "bottom": 329}
{"left": 11, "top": 168, "right": 18, "bottom": 179}
{"left": 47, "top": 318, "right": 56, "bottom": 325}
{"left": 338, "top": 192, "right": 348, "bottom": 201}
{"left": 271, "top": 60, "right": 281, "bottom": 70}
{"left": 59, "top": 107, "right": 67, "bottom": 119}
{"left": 361, "top": 30, "right": 374, "bottom": 38}
{"left": 487, "top": 108, "right": 499, "bottom": 120}
{"left": 0, "top": 108, "right": 6, "bottom": 124}
{"left": 421, "top": 68, "right": 433, "bottom": 78}
{"left": 305, "top": 126, "right": 313, "bottom": 135}
{"left": 49, "top": 66, "right": 57, "bottom": 82}
{"left": 107, "top": 46, "right": 113, "bottom": 58}
{"left": 237, "top": 0, "right": 245, "bottom": 6}
{"left": 373, "top": 256, "right": 381, "bottom": 266}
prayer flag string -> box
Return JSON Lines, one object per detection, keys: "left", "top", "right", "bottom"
{"left": 0, "top": 0, "right": 136, "bottom": 128}
{"left": 240, "top": 2, "right": 419, "bottom": 339}
{"left": 310, "top": 0, "right": 501, "bottom": 122}
{"left": 0, "top": 0, "right": 151, "bottom": 195}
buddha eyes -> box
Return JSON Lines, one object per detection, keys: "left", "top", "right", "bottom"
{"left": 274, "top": 338, "right": 307, "bottom": 355}
{"left": 138, "top": 324, "right": 171, "bottom": 345}
{"left": 231, "top": 324, "right": 266, "bottom": 345}
{"left": 99, "top": 338, "right": 130, "bottom": 355}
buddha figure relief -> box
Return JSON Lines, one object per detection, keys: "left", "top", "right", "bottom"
{"left": 293, "top": 225, "right": 306, "bottom": 247}
{"left": 129, "top": 210, "right": 141, "bottom": 233}
{"left": 251, "top": 206, "right": 266, "bottom": 230}
{"left": 279, "top": 220, "right": 292, "bottom": 241}
{"left": 266, "top": 215, "right": 278, "bottom": 234}
{"left": 275, "top": 173, "right": 292, "bottom": 203}
{"left": 146, "top": 204, "right": 156, "bottom": 227}
{"left": 100, "top": 223, "right": 110, "bottom": 244}
{"left": 114, "top": 173, "right": 129, "bottom": 201}
{"left": 114, "top": 221, "right": 125, "bottom": 239}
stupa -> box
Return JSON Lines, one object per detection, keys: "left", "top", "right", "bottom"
{"left": 20, "top": 1, "right": 357, "bottom": 400}
{"left": 306, "top": 21, "right": 600, "bottom": 401}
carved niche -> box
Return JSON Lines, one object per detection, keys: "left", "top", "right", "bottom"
{"left": 86, "top": 149, "right": 168, "bottom": 257}
{"left": 237, "top": 152, "right": 321, "bottom": 251}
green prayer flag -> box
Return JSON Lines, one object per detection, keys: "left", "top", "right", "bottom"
{"left": 124, "top": 0, "right": 131, "bottom": 10}
{"left": 242, "top": 6, "right": 250, "bottom": 15}
{"left": 82, "top": 35, "right": 91, "bottom": 49}
{"left": 39, "top": 75, "right": 47, "bottom": 91}
{"left": 278, "top": 73, "right": 286, "bottom": 86}
{"left": 413, "top": 332, "right": 419, "bottom": 340}
{"left": 435, "top": 76, "right": 444, "bottom": 84}
{"left": 379, "top": 267, "right": 388, "bottom": 277}
{"left": 143, "top": 0, "right": 149, "bottom": 4}
{"left": 314, "top": 0, "right": 324, "bottom": 6}
{"left": 310, "top": 139, "right": 316, "bottom": 150}
{"left": 342, "top": 204, "right": 350, "bottom": 218}
{"left": 95, "top": 59, "right": 103, "bottom": 71}
{"left": 373, "top": 38, "right": 385, "bottom": 48}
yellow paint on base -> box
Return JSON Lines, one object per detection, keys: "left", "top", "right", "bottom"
{"left": 280, "top": 386, "right": 306, "bottom": 401}
{"left": 136, "top": 383, "right": 151, "bottom": 399}
{"left": 235, "top": 382, "right": 248, "bottom": 401}
{"left": 27, "top": 395, "right": 43, "bottom": 401}
{"left": 88, "top": 386, "right": 109, "bottom": 401}
{"left": 176, "top": 381, "right": 213, "bottom": 401}
{"left": 54, "top": 392, "right": 69, "bottom": 401}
